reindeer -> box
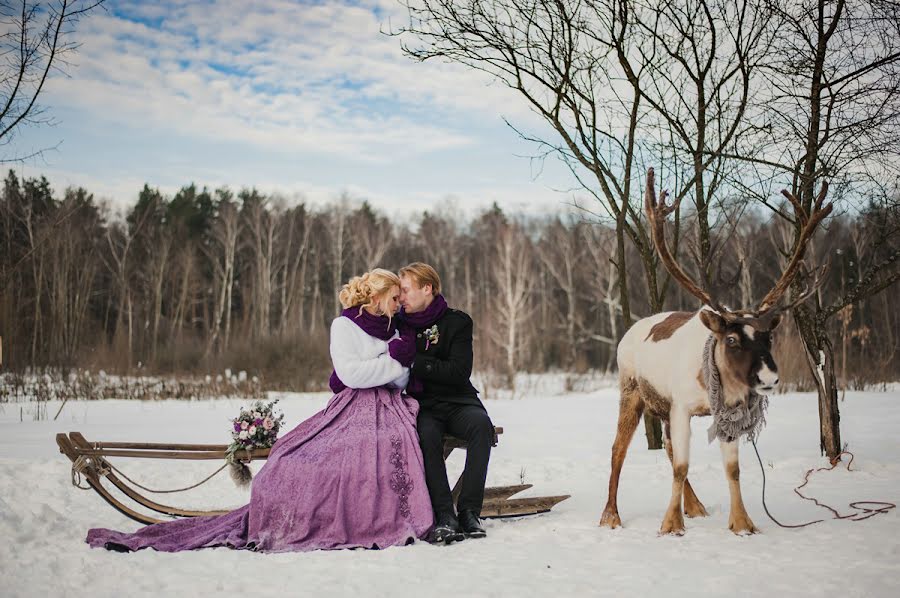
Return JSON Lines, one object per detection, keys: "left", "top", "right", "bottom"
{"left": 599, "top": 169, "right": 832, "bottom": 535}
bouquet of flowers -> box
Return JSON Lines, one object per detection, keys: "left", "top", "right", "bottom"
{"left": 225, "top": 399, "right": 285, "bottom": 487}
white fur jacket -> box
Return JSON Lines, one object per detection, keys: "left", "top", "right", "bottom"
{"left": 329, "top": 316, "right": 410, "bottom": 390}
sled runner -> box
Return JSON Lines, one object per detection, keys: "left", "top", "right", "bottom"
{"left": 57, "top": 427, "right": 570, "bottom": 525}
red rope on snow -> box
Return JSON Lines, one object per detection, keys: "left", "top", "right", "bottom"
{"left": 752, "top": 441, "right": 896, "bottom": 529}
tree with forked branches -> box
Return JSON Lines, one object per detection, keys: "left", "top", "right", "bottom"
{"left": 395, "top": 0, "right": 779, "bottom": 449}
{"left": 715, "top": 0, "right": 900, "bottom": 459}
{"left": 1, "top": 0, "right": 106, "bottom": 162}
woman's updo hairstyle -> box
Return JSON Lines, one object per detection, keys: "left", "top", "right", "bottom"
{"left": 338, "top": 268, "right": 401, "bottom": 316}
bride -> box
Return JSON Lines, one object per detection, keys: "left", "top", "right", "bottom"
{"left": 87, "top": 268, "right": 434, "bottom": 552}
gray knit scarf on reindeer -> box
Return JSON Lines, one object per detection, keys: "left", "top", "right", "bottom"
{"left": 703, "top": 335, "right": 770, "bottom": 444}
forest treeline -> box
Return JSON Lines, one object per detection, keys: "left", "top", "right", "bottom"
{"left": 1, "top": 170, "right": 897, "bottom": 391}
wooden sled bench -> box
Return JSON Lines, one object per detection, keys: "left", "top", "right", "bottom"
{"left": 57, "top": 426, "right": 569, "bottom": 525}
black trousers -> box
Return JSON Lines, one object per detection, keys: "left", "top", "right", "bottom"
{"left": 417, "top": 401, "right": 493, "bottom": 516}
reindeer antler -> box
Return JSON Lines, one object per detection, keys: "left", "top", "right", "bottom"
{"left": 753, "top": 263, "right": 829, "bottom": 329}
{"left": 645, "top": 168, "right": 727, "bottom": 312}
{"left": 756, "top": 184, "right": 833, "bottom": 312}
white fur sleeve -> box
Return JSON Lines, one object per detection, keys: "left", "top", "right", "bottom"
{"left": 389, "top": 370, "right": 410, "bottom": 390}
{"left": 330, "top": 317, "right": 407, "bottom": 389}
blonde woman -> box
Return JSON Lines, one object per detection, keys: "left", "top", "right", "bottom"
{"left": 88, "top": 269, "right": 433, "bottom": 553}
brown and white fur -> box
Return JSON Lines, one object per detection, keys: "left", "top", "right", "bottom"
{"left": 600, "top": 168, "right": 831, "bottom": 536}
{"left": 599, "top": 307, "right": 782, "bottom": 536}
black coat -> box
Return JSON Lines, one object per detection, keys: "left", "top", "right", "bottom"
{"left": 409, "top": 308, "right": 483, "bottom": 408}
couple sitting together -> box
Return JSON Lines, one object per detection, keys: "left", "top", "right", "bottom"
{"left": 87, "top": 263, "right": 495, "bottom": 552}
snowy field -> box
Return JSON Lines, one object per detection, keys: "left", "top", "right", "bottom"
{"left": 1, "top": 378, "right": 898, "bottom": 598}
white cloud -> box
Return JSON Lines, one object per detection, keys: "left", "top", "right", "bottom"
{"left": 7, "top": 0, "right": 577, "bottom": 220}
{"left": 42, "top": 0, "right": 540, "bottom": 162}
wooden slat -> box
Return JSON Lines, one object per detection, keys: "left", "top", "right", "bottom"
{"left": 69, "top": 433, "right": 234, "bottom": 519}
{"left": 68, "top": 425, "right": 504, "bottom": 458}
{"left": 57, "top": 433, "right": 165, "bottom": 526}
{"left": 70, "top": 447, "right": 271, "bottom": 460}
{"left": 454, "top": 484, "right": 532, "bottom": 506}
{"left": 94, "top": 441, "right": 229, "bottom": 451}
{"left": 442, "top": 426, "right": 503, "bottom": 451}
{"left": 480, "top": 495, "right": 571, "bottom": 519}
{"left": 482, "top": 484, "right": 532, "bottom": 501}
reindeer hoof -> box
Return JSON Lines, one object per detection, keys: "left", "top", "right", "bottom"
{"left": 684, "top": 502, "right": 709, "bottom": 518}
{"left": 659, "top": 514, "right": 686, "bottom": 536}
{"left": 729, "top": 523, "right": 760, "bottom": 536}
{"left": 659, "top": 509, "right": 684, "bottom": 536}
{"left": 729, "top": 517, "right": 759, "bottom": 535}
{"left": 599, "top": 509, "right": 622, "bottom": 529}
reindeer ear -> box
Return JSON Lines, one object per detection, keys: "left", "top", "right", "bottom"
{"left": 699, "top": 310, "right": 726, "bottom": 333}
{"left": 768, "top": 313, "right": 783, "bottom": 331}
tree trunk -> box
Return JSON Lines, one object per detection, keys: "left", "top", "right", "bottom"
{"left": 332, "top": 211, "right": 345, "bottom": 317}
{"left": 126, "top": 293, "right": 134, "bottom": 369}
{"left": 170, "top": 255, "right": 192, "bottom": 342}
{"left": 605, "top": 261, "right": 618, "bottom": 373}
{"left": 795, "top": 309, "right": 842, "bottom": 460}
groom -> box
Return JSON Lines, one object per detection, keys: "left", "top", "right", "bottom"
{"left": 398, "top": 262, "right": 494, "bottom": 544}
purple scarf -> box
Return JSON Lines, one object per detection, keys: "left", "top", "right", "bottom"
{"left": 400, "top": 294, "right": 448, "bottom": 330}
{"left": 329, "top": 307, "right": 398, "bottom": 393}
{"left": 399, "top": 295, "right": 449, "bottom": 397}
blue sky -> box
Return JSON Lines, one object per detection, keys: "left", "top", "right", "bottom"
{"left": 8, "top": 0, "right": 577, "bottom": 220}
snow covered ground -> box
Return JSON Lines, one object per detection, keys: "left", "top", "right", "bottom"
{"left": 1, "top": 380, "right": 898, "bottom": 598}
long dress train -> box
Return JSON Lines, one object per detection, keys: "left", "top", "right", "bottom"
{"left": 86, "top": 387, "right": 433, "bottom": 552}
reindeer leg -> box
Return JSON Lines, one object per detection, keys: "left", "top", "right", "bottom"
{"left": 599, "top": 377, "right": 644, "bottom": 529}
{"left": 660, "top": 410, "right": 690, "bottom": 535}
{"left": 664, "top": 422, "right": 708, "bottom": 518}
{"left": 720, "top": 440, "right": 759, "bottom": 535}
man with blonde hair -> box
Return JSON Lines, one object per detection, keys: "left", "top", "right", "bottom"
{"left": 398, "top": 262, "right": 494, "bottom": 544}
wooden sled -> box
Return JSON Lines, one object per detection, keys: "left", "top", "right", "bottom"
{"left": 57, "top": 426, "right": 570, "bottom": 525}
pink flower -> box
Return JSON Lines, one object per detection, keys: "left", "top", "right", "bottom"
{"left": 263, "top": 417, "right": 274, "bottom": 430}
{"left": 240, "top": 421, "right": 249, "bottom": 430}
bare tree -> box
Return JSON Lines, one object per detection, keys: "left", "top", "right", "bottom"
{"left": 203, "top": 189, "right": 240, "bottom": 357}
{"left": 580, "top": 222, "right": 622, "bottom": 371}
{"left": 240, "top": 190, "right": 278, "bottom": 340}
{"left": 129, "top": 187, "right": 171, "bottom": 364}
{"left": 276, "top": 203, "right": 313, "bottom": 337}
{"left": 396, "top": 0, "right": 773, "bottom": 448}
{"left": 0, "top": 1, "right": 106, "bottom": 161}
{"left": 417, "top": 208, "right": 465, "bottom": 303}
{"left": 536, "top": 216, "right": 587, "bottom": 369}
{"left": 349, "top": 201, "right": 393, "bottom": 271}
{"left": 722, "top": 0, "right": 900, "bottom": 459}
{"left": 102, "top": 221, "right": 135, "bottom": 366}
{"left": 328, "top": 197, "right": 351, "bottom": 317}
{"left": 44, "top": 186, "right": 98, "bottom": 361}
{"left": 24, "top": 179, "right": 50, "bottom": 361}
{"left": 490, "top": 221, "right": 535, "bottom": 388}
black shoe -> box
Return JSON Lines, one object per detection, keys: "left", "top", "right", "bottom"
{"left": 458, "top": 510, "right": 487, "bottom": 539}
{"left": 427, "top": 511, "right": 466, "bottom": 545}
{"left": 104, "top": 541, "right": 132, "bottom": 553}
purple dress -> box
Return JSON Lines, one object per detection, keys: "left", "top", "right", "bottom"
{"left": 86, "top": 386, "right": 434, "bottom": 552}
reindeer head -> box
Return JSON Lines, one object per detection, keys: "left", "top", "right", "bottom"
{"left": 699, "top": 309, "right": 781, "bottom": 396}
{"left": 644, "top": 168, "right": 832, "bottom": 397}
